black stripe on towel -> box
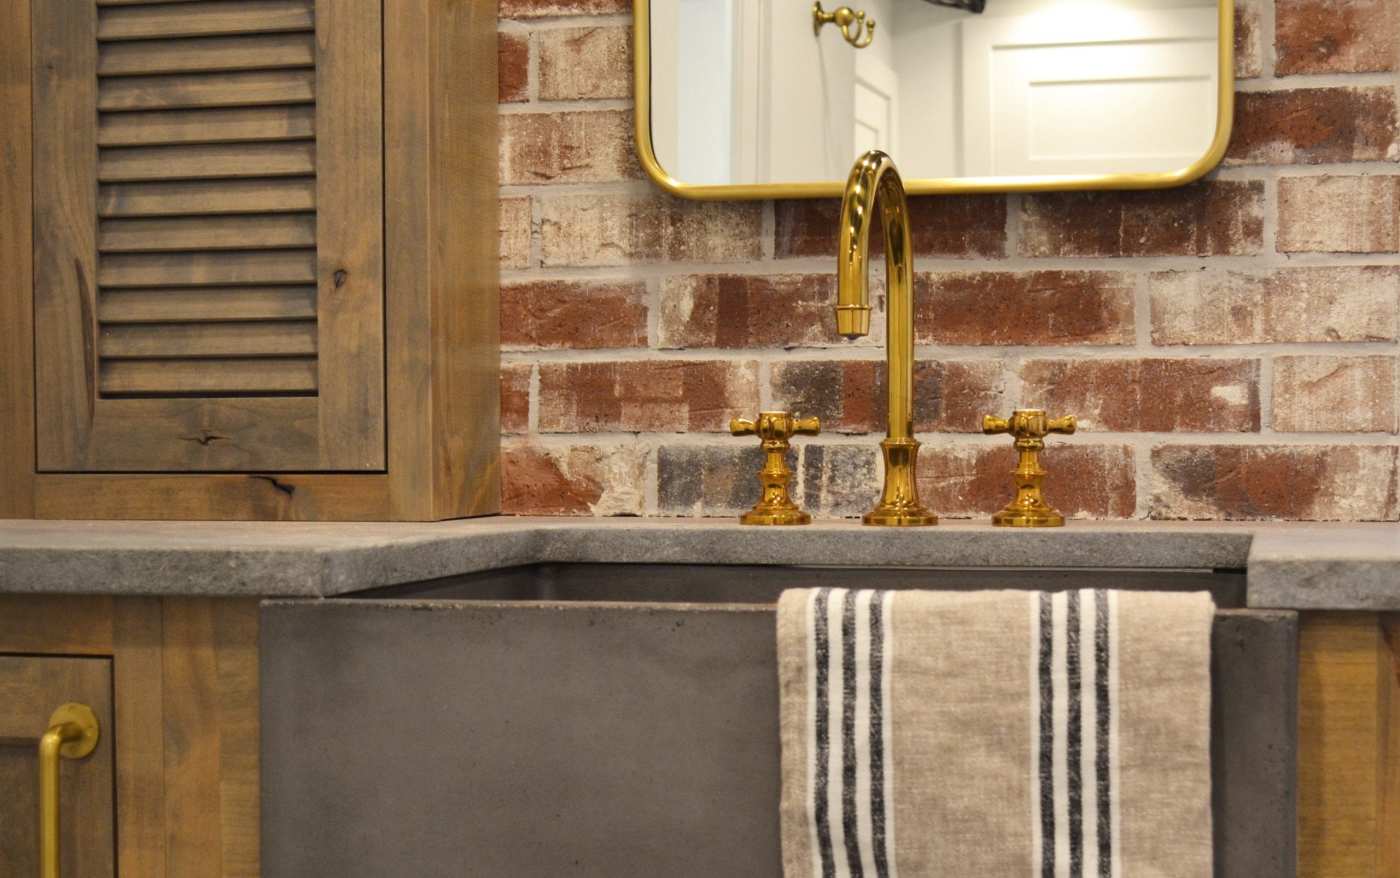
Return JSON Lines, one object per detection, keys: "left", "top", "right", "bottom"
{"left": 841, "top": 590, "right": 864, "bottom": 877}
{"left": 1039, "top": 592, "right": 1055, "bottom": 878}
{"left": 1067, "top": 590, "right": 1084, "bottom": 878}
{"left": 870, "top": 592, "right": 890, "bottom": 878}
{"left": 814, "top": 588, "right": 836, "bottom": 878}
{"left": 1094, "top": 589, "right": 1113, "bottom": 877}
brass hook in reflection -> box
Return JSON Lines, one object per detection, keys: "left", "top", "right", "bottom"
{"left": 812, "top": 1, "right": 875, "bottom": 49}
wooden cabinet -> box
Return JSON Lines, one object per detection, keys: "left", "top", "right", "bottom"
{"left": 0, "top": 596, "right": 260, "bottom": 877}
{"left": 1, "top": 0, "right": 499, "bottom": 520}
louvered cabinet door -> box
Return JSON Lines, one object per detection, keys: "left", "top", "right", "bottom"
{"left": 32, "top": 0, "right": 385, "bottom": 472}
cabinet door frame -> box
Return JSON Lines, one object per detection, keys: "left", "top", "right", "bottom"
{"left": 0, "top": 0, "right": 500, "bottom": 520}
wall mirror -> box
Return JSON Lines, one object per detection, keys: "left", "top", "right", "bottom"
{"left": 634, "top": 0, "right": 1234, "bottom": 198}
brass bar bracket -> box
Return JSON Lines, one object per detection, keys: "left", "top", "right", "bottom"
{"left": 730, "top": 411, "right": 820, "bottom": 525}
{"left": 812, "top": 1, "right": 876, "bottom": 48}
{"left": 983, "top": 409, "right": 1077, "bottom": 527}
{"left": 39, "top": 702, "right": 100, "bottom": 878}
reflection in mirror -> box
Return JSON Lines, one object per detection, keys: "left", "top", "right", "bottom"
{"left": 644, "top": 0, "right": 1227, "bottom": 190}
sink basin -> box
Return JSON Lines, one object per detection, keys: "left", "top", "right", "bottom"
{"left": 260, "top": 564, "right": 1293, "bottom": 878}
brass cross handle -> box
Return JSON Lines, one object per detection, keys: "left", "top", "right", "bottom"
{"left": 982, "top": 409, "right": 1077, "bottom": 527}
{"left": 812, "top": 2, "right": 876, "bottom": 48}
{"left": 730, "top": 412, "right": 820, "bottom": 525}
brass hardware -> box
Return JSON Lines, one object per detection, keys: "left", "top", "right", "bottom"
{"left": 982, "top": 409, "right": 1077, "bottom": 527}
{"left": 836, "top": 150, "right": 937, "bottom": 527}
{"left": 812, "top": 2, "right": 876, "bottom": 48}
{"left": 730, "top": 411, "right": 820, "bottom": 525}
{"left": 632, "top": 0, "right": 1237, "bottom": 200}
{"left": 39, "top": 702, "right": 100, "bottom": 878}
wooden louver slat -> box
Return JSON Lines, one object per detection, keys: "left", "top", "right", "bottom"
{"left": 99, "top": 142, "right": 316, "bottom": 182}
{"left": 97, "top": 0, "right": 314, "bottom": 42}
{"left": 98, "top": 107, "right": 316, "bottom": 147}
{"left": 98, "top": 33, "right": 316, "bottom": 76}
{"left": 98, "top": 69, "right": 315, "bottom": 111}
{"left": 99, "top": 250, "right": 318, "bottom": 288}
{"left": 100, "top": 321, "right": 318, "bottom": 359}
{"left": 99, "top": 214, "right": 317, "bottom": 252}
{"left": 99, "top": 358, "right": 318, "bottom": 396}
{"left": 99, "top": 178, "right": 316, "bottom": 217}
{"left": 99, "top": 287, "right": 318, "bottom": 324}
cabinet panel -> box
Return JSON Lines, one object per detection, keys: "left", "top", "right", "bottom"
{"left": 33, "top": 0, "right": 384, "bottom": 474}
{"left": 0, "top": 656, "right": 115, "bottom": 877}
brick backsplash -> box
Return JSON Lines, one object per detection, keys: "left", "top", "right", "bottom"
{"left": 496, "top": 0, "right": 1400, "bottom": 521}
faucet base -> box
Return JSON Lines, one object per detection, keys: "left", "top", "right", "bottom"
{"left": 992, "top": 505, "right": 1066, "bottom": 528}
{"left": 862, "top": 437, "right": 938, "bottom": 527}
{"left": 740, "top": 508, "right": 813, "bottom": 526}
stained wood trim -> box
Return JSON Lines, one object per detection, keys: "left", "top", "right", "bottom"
{"left": 113, "top": 599, "right": 167, "bottom": 877}
{"left": 34, "top": 473, "right": 393, "bottom": 520}
{"left": 383, "top": 0, "right": 500, "bottom": 519}
{"left": 0, "top": 0, "right": 35, "bottom": 516}
{"left": 1381, "top": 616, "right": 1400, "bottom": 877}
{"left": 0, "top": 596, "right": 117, "bottom": 653}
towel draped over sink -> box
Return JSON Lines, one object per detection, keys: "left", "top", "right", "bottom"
{"left": 777, "top": 588, "right": 1214, "bottom": 878}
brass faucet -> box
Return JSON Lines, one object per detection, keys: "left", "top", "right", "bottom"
{"left": 835, "top": 150, "right": 937, "bottom": 526}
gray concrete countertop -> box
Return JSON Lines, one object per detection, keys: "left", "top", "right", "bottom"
{"left": 0, "top": 517, "right": 1393, "bottom": 609}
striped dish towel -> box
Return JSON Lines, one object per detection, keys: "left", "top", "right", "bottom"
{"left": 777, "top": 588, "right": 1214, "bottom": 878}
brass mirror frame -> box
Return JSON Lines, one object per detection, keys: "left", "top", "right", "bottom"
{"left": 633, "top": 0, "right": 1235, "bottom": 200}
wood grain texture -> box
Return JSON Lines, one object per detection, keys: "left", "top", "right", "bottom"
{"left": 313, "top": 0, "right": 386, "bottom": 471}
{"left": 98, "top": 0, "right": 313, "bottom": 41}
{"left": 99, "top": 250, "right": 318, "bottom": 287}
{"left": 0, "top": 0, "right": 34, "bottom": 515}
{"left": 99, "top": 213, "right": 317, "bottom": 252}
{"left": 99, "top": 287, "right": 318, "bottom": 323}
{"left": 34, "top": 473, "right": 393, "bottom": 520}
{"left": 101, "top": 358, "right": 318, "bottom": 396}
{"left": 98, "top": 69, "right": 315, "bottom": 111}
{"left": 100, "top": 178, "right": 317, "bottom": 217}
{"left": 98, "top": 33, "right": 316, "bottom": 76}
{"left": 100, "top": 322, "right": 317, "bottom": 358}
{"left": 0, "top": 656, "right": 115, "bottom": 878}
{"left": 98, "top": 142, "right": 316, "bottom": 182}
{"left": 0, "top": 596, "right": 116, "bottom": 654}
{"left": 1298, "top": 613, "right": 1391, "bottom": 877}
{"left": 113, "top": 599, "right": 167, "bottom": 878}
{"left": 99, "top": 106, "right": 317, "bottom": 146}
{"left": 384, "top": 0, "right": 501, "bottom": 519}
{"left": 1381, "top": 617, "right": 1400, "bottom": 878}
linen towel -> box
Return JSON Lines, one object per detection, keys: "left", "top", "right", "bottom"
{"left": 777, "top": 588, "right": 1214, "bottom": 878}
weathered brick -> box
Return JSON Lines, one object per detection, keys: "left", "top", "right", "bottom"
{"left": 1227, "top": 87, "right": 1398, "bottom": 165}
{"left": 658, "top": 274, "right": 843, "bottom": 349}
{"left": 1276, "top": 0, "right": 1397, "bottom": 75}
{"left": 537, "top": 360, "right": 758, "bottom": 432}
{"left": 919, "top": 444, "right": 1137, "bottom": 519}
{"left": 1273, "top": 356, "right": 1399, "bottom": 432}
{"left": 498, "top": 32, "right": 528, "bottom": 103}
{"left": 501, "top": 280, "right": 647, "bottom": 349}
{"left": 774, "top": 195, "right": 1007, "bottom": 260}
{"left": 657, "top": 444, "right": 762, "bottom": 516}
{"left": 1021, "top": 182, "right": 1265, "bottom": 257}
{"left": 915, "top": 271, "right": 1135, "bottom": 346}
{"left": 1151, "top": 445, "right": 1399, "bottom": 520}
{"left": 501, "top": 442, "right": 646, "bottom": 516}
{"left": 501, "top": 364, "right": 532, "bottom": 434}
{"left": 1150, "top": 267, "right": 1400, "bottom": 344}
{"left": 537, "top": 26, "right": 630, "bottom": 101}
{"left": 770, "top": 360, "right": 1003, "bottom": 434}
{"left": 1235, "top": 0, "right": 1265, "bottom": 79}
{"left": 1021, "top": 359, "right": 1260, "bottom": 432}
{"left": 540, "top": 193, "right": 763, "bottom": 267}
{"left": 499, "top": 0, "right": 629, "bottom": 19}
{"left": 500, "top": 110, "right": 638, "bottom": 185}
{"left": 499, "top": 196, "right": 532, "bottom": 270}
{"left": 1278, "top": 176, "right": 1400, "bottom": 253}
{"left": 800, "top": 444, "right": 880, "bottom": 519}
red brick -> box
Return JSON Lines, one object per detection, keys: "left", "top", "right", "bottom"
{"left": 658, "top": 274, "right": 843, "bottom": 349}
{"left": 1150, "top": 267, "right": 1400, "bottom": 344}
{"left": 537, "top": 360, "right": 758, "bottom": 432}
{"left": 1226, "top": 88, "right": 1398, "bottom": 165}
{"left": 1021, "top": 359, "right": 1260, "bottom": 432}
{"left": 770, "top": 360, "right": 1004, "bottom": 434}
{"left": 774, "top": 195, "right": 1007, "bottom": 260}
{"left": 657, "top": 444, "right": 763, "bottom": 516}
{"left": 537, "top": 26, "right": 630, "bottom": 101}
{"left": 502, "top": 442, "right": 646, "bottom": 516}
{"left": 1236, "top": 0, "right": 1265, "bottom": 79}
{"left": 1020, "top": 182, "right": 1265, "bottom": 257}
{"left": 498, "top": 32, "right": 528, "bottom": 103}
{"left": 1276, "top": 0, "right": 1397, "bottom": 75}
{"left": 499, "top": 0, "right": 628, "bottom": 18}
{"left": 500, "top": 110, "right": 638, "bottom": 184}
{"left": 919, "top": 444, "right": 1137, "bottom": 519}
{"left": 501, "top": 364, "right": 532, "bottom": 434}
{"left": 1278, "top": 176, "right": 1400, "bottom": 253}
{"left": 540, "top": 193, "right": 763, "bottom": 267}
{"left": 1151, "top": 445, "right": 1399, "bottom": 520}
{"left": 501, "top": 280, "right": 647, "bottom": 349}
{"left": 1272, "top": 355, "right": 1399, "bottom": 432}
{"left": 499, "top": 196, "right": 532, "bottom": 270}
{"left": 915, "top": 271, "right": 1135, "bottom": 346}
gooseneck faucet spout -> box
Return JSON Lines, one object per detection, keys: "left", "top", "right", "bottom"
{"left": 835, "top": 150, "right": 938, "bottom": 526}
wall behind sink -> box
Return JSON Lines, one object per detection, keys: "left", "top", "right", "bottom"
{"left": 495, "top": 0, "right": 1399, "bottom": 522}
